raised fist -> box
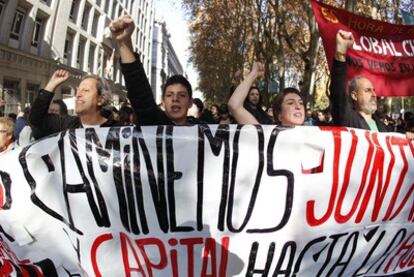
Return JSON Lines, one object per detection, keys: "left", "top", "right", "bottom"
{"left": 45, "top": 70, "right": 70, "bottom": 92}
{"left": 110, "top": 15, "right": 135, "bottom": 43}
{"left": 336, "top": 30, "right": 355, "bottom": 54}
{"left": 251, "top": 62, "right": 265, "bottom": 79}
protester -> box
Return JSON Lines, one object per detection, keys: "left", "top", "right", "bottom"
{"left": 188, "top": 98, "right": 216, "bottom": 123}
{"left": 29, "top": 70, "right": 120, "bottom": 139}
{"left": 330, "top": 30, "right": 389, "bottom": 132}
{"left": 271, "top": 87, "right": 305, "bottom": 127}
{"left": 218, "top": 104, "right": 233, "bottom": 124}
{"left": 111, "top": 15, "right": 200, "bottom": 126}
{"left": 228, "top": 62, "right": 273, "bottom": 124}
{"left": 49, "top": 99, "right": 68, "bottom": 116}
{"left": 330, "top": 30, "right": 414, "bottom": 140}
{"left": 118, "top": 105, "right": 135, "bottom": 126}
{"left": 14, "top": 107, "right": 30, "bottom": 141}
{"left": 0, "top": 117, "right": 15, "bottom": 154}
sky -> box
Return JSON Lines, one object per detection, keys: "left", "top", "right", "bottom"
{"left": 154, "top": 0, "right": 203, "bottom": 99}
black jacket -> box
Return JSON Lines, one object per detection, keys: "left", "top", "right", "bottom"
{"left": 329, "top": 59, "right": 388, "bottom": 132}
{"left": 120, "top": 57, "right": 202, "bottom": 126}
{"left": 29, "top": 89, "right": 120, "bottom": 139}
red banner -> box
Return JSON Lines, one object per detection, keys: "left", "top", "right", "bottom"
{"left": 311, "top": 0, "right": 414, "bottom": 97}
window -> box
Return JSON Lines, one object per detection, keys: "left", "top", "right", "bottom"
{"left": 31, "top": 17, "right": 42, "bottom": 47}
{"left": 40, "top": 0, "right": 51, "bottom": 6}
{"left": 111, "top": 2, "right": 116, "bottom": 19}
{"left": 81, "top": 4, "right": 91, "bottom": 30}
{"left": 26, "top": 83, "right": 39, "bottom": 105}
{"left": 104, "top": 0, "right": 110, "bottom": 13}
{"left": 69, "top": 0, "right": 79, "bottom": 22}
{"left": 64, "top": 33, "right": 74, "bottom": 65}
{"left": 77, "top": 38, "right": 86, "bottom": 69}
{"left": 10, "top": 10, "right": 25, "bottom": 40}
{"left": 88, "top": 43, "right": 96, "bottom": 73}
{"left": 0, "top": 1, "right": 6, "bottom": 18}
{"left": 91, "top": 12, "right": 99, "bottom": 37}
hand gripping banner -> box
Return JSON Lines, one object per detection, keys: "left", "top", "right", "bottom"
{"left": 0, "top": 126, "right": 412, "bottom": 276}
{"left": 311, "top": 0, "right": 414, "bottom": 97}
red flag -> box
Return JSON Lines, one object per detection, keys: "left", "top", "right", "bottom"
{"left": 311, "top": 0, "right": 414, "bottom": 97}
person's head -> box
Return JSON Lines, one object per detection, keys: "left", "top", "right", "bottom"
{"left": 246, "top": 87, "right": 261, "bottom": 107}
{"left": 75, "top": 75, "right": 110, "bottom": 116}
{"left": 0, "top": 117, "right": 14, "bottom": 152}
{"left": 119, "top": 106, "right": 134, "bottom": 125}
{"left": 348, "top": 76, "right": 377, "bottom": 116}
{"left": 272, "top": 87, "right": 305, "bottom": 127}
{"left": 7, "top": 113, "right": 17, "bottom": 122}
{"left": 211, "top": 104, "right": 219, "bottom": 116}
{"left": 49, "top": 99, "right": 68, "bottom": 116}
{"left": 188, "top": 98, "right": 203, "bottom": 118}
{"left": 306, "top": 109, "right": 312, "bottom": 119}
{"left": 218, "top": 104, "right": 230, "bottom": 120}
{"left": 317, "top": 111, "right": 326, "bottom": 122}
{"left": 162, "top": 75, "right": 193, "bottom": 125}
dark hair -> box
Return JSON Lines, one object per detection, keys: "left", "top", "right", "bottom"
{"left": 272, "top": 87, "right": 305, "bottom": 124}
{"left": 52, "top": 99, "right": 68, "bottom": 116}
{"left": 192, "top": 98, "right": 204, "bottom": 113}
{"left": 119, "top": 106, "right": 134, "bottom": 125}
{"left": 162, "top": 75, "right": 192, "bottom": 98}
{"left": 245, "top": 86, "right": 262, "bottom": 107}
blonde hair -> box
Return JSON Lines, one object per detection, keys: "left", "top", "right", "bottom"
{"left": 0, "top": 117, "right": 14, "bottom": 134}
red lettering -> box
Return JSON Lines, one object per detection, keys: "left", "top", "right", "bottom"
{"left": 306, "top": 127, "right": 349, "bottom": 226}
{"left": 384, "top": 138, "right": 410, "bottom": 221}
{"left": 91, "top": 233, "right": 113, "bottom": 277}
{"left": 136, "top": 238, "right": 167, "bottom": 277}
{"left": 120, "top": 232, "right": 146, "bottom": 277}
{"left": 334, "top": 129, "right": 359, "bottom": 223}
{"left": 219, "top": 237, "right": 230, "bottom": 276}
{"left": 201, "top": 238, "right": 217, "bottom": 277}
{"left": 0, "top": 259, "right": 13, "bottom": 276}
{"left": 355, "top": 133, "right": 385, "bottom": 222}
{"left": 180, "top": 237, "right": 204, "bottom": 277}
{"left": 384, "top": 231, "right": 414, "bottom": 272}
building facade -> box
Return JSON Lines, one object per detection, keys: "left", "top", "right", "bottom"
{"left": 151, "top": 20, "right": 183, "bottom": 104}
{"left": 0, "top": 0, "right": 154, "bottom": 114}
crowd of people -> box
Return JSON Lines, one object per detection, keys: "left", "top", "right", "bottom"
{"left": 0, "top": 19, "right": 411, "bottom": 158}
{"left": 0, "top": 18, "right": 411, "bottom": 158}
{"left": 0, "top": 15, "right": 412, "bottom": 276}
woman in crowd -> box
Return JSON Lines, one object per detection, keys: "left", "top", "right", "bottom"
{"left": 228, "top": 62, "right": 305, "bottom": 126}
{"left": 0, "top": 117, "right": 15, "bottom": 154}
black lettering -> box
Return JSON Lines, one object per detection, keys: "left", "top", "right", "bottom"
{"left": 272, "top": 241, "right": 296, "bottom": 276}
{"left": 264, "top": 127, "right": 294, "bottom": 232}
{"left": 197, "top": 124, "right": 230, "bottom": 231}
{"left": 246, "top": 242, "right": 275, "bottom": 277}
{"left": 227, "top": 125, "right": 265, "bottom": 233}
{"left": 166, "top": 126, "right": 193, "bottom": 232}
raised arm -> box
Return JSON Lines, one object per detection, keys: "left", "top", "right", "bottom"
{"left": 228, "top": 62, "right": 263, "bottom": 124}
{"left": 329, "top": 30, "right": 354, "bottom": 126}
{"left": 29, "top": 70, "right": 69, "bottom": 128}
{"left": 111, "top": 15, "right": 169, "bottom": 125}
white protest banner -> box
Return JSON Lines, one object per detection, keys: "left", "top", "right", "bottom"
{"left": 0, "top": 125, "right": 412, "bottom": 276}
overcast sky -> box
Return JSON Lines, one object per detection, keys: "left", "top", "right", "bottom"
{"left": 154, "top": 0, "right": 202, "bottom": 99}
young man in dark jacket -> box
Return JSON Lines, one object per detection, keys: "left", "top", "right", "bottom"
{"left": 110, "top": 15, "right": 201, "bottom": 126}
